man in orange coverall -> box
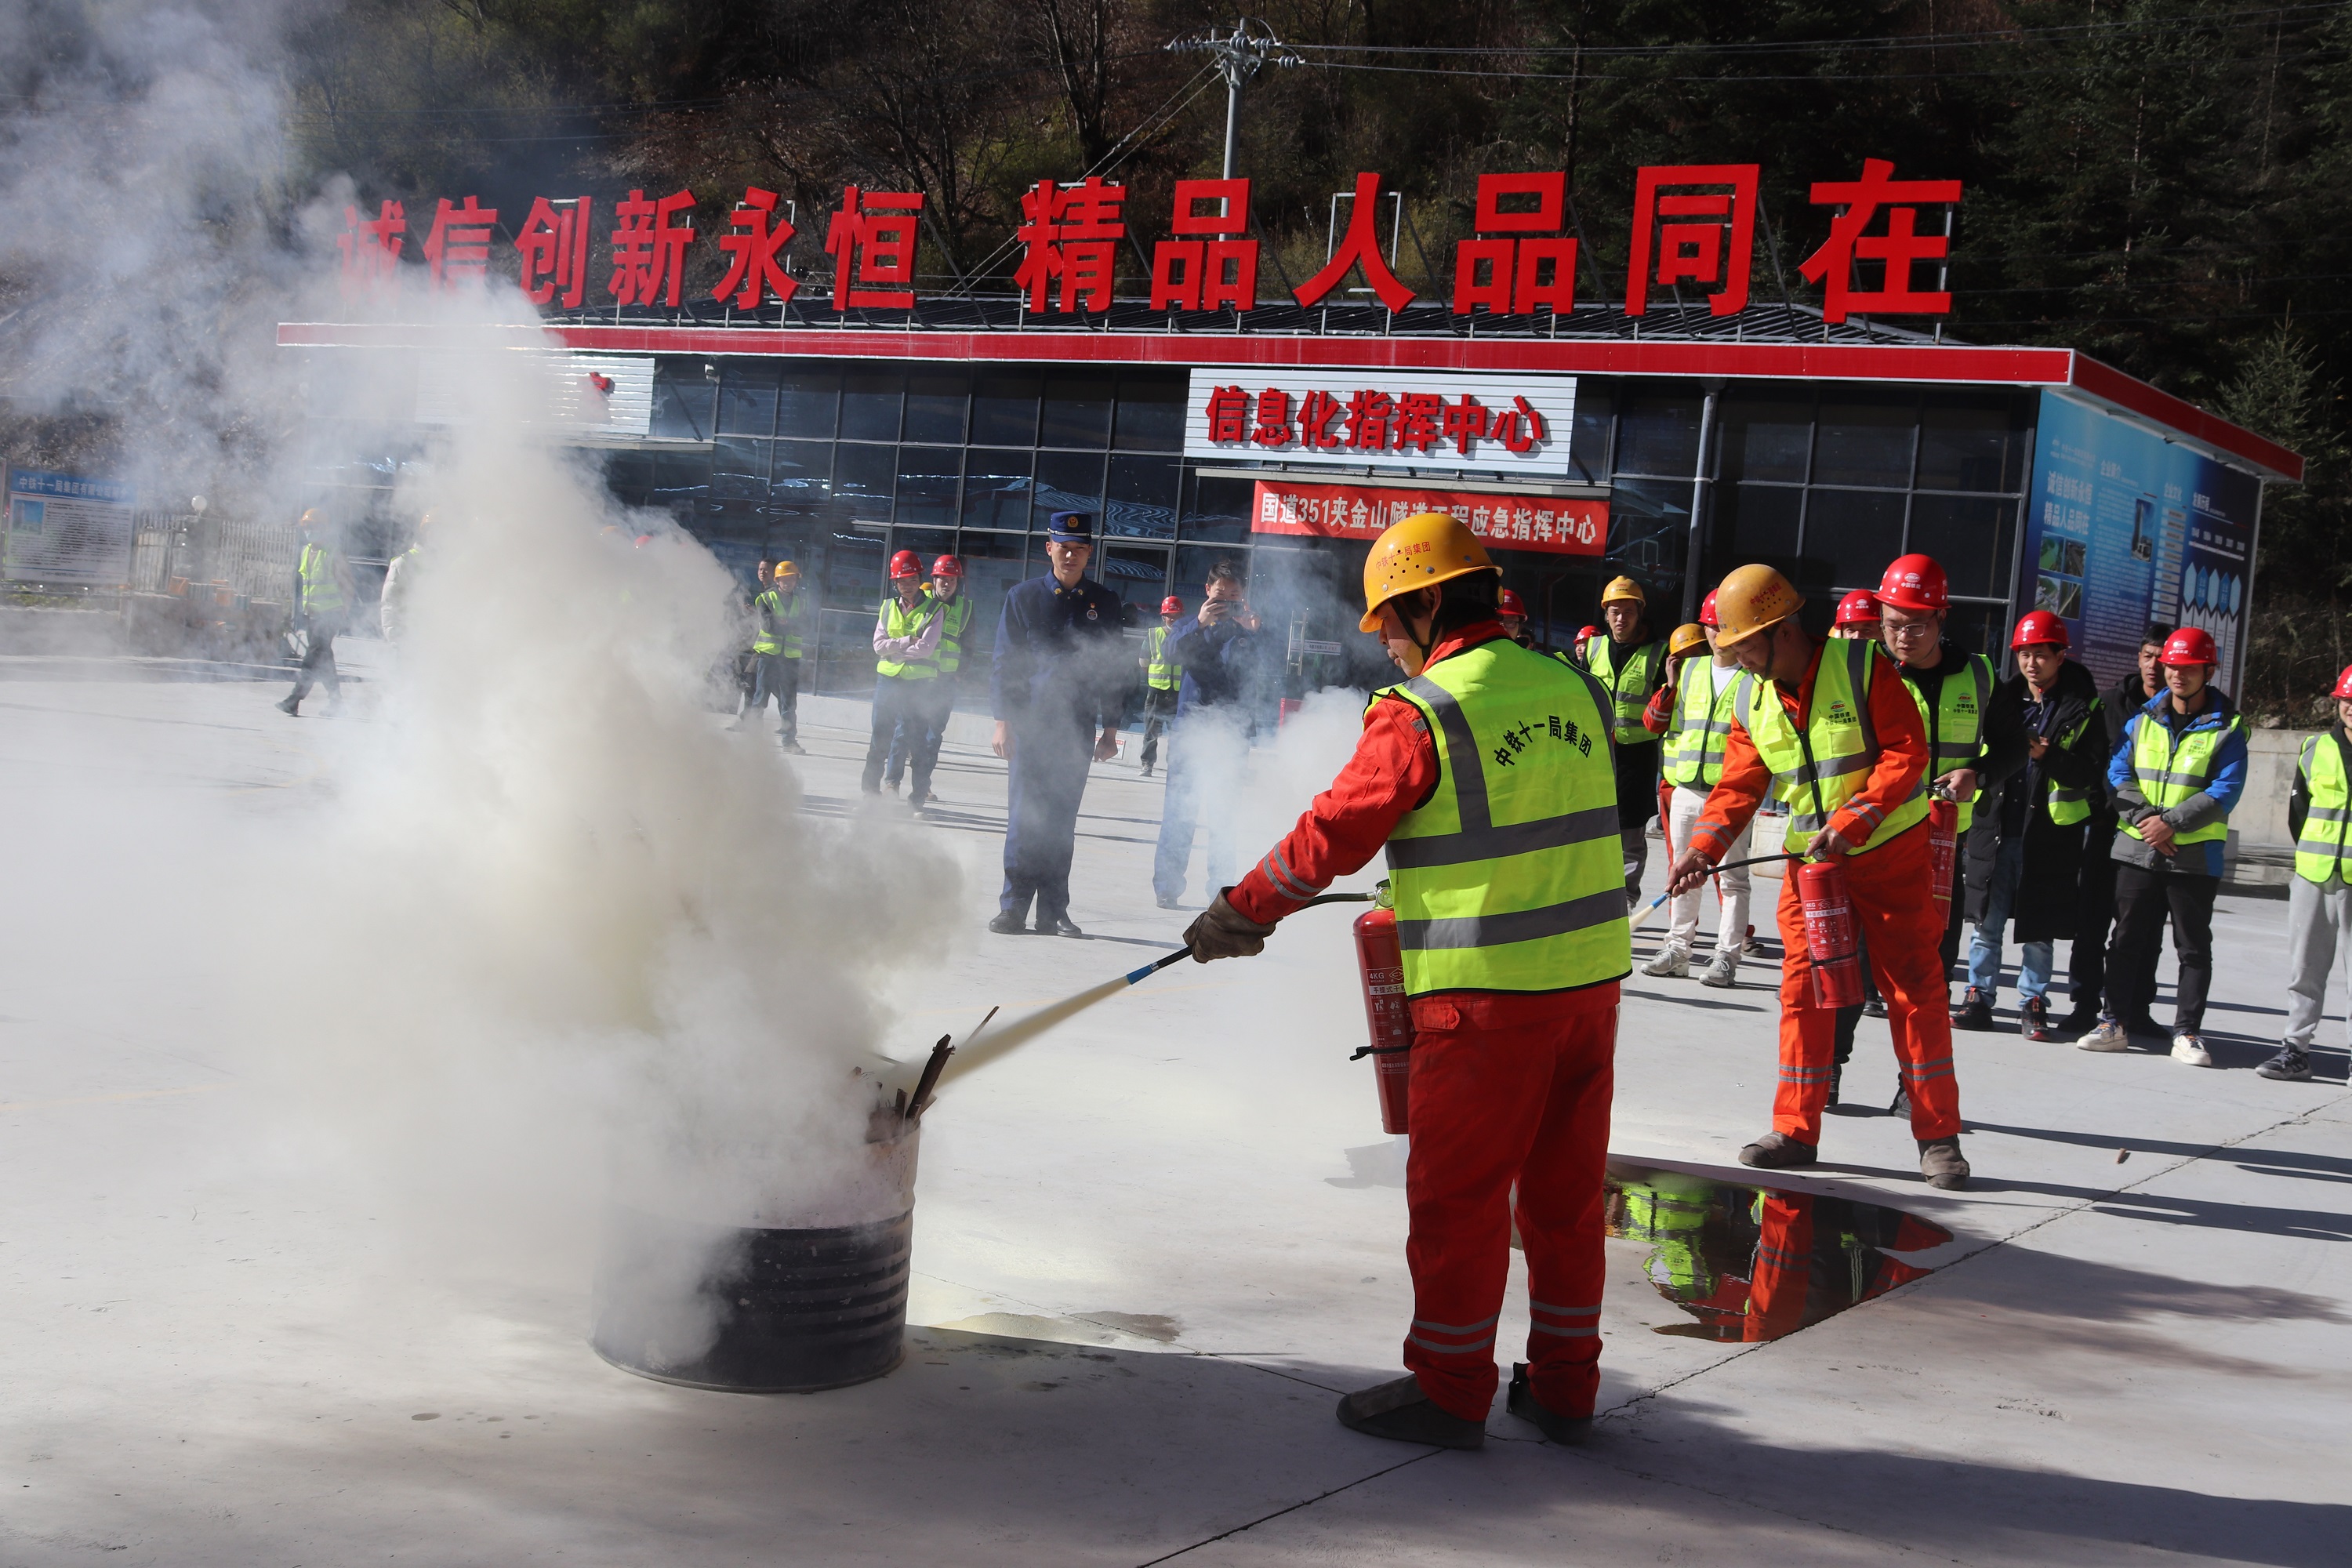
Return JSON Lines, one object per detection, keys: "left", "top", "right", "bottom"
{"left": 1183, "top": 513, "right": 1629, "bottom": 1452}
{"left": 1664, "top": 564, "right": 1971, "bottom": 1189}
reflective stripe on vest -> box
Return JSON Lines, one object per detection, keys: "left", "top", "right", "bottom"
{"left": 2296, "top": 733, "right": 2352, "bottom": 884}
{"left": 298, "top": 543, "right": 346, "bottom": 615}
{"left": 2045, "top": 704, "right": 2100, "bottom": 825}
{"left": 874, "top": 593, "right": 940, "bottom": 680}
{"left": 752, "top": 589, "right": 802, "bottom": 657}
{"left": 934, "top": 593, "right": 973, "bottom": 675}
{"left": 1661, "top": 659, "right": 1738, "bottom": 789}
{"left": 2122, "top": 705, "right": 2242, "bottom": 848}
{"left": 1903, "top": 651, "right": 1993, "bottom": 833}
{"left": 1587, "top": 637, "right": 1664, "bottom": 746}
{"left": 1144, "top": 624, "right": 1180, "bottom": 691}
{"left": 1737, "top": 637, "right": 1930, "bottom": 857}
{"left": 1381, "top": 642, "right": 1631, "bottom": 996}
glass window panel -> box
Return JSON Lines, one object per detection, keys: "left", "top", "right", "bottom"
{"left": 1602, "top": 477, "right": 1691, "bottom": 592}
{"left": 1113, "top": 373, "right": 1185, "bottom": 451}
{"left": 961, "top": 450, "right": 1034, "bottom": 531}
{"left": 717, "top": 364, "right": 779, "bottom": 437}
{"left": 1040, "top": 372, "right": 1114, "bottom": 448}
{"left": 1098, "top": 544, "right": 1170, "bottom": 621}
{"left": 1813, "top": 400, "right": 1917, "bottom": 488}
{"left": 903, "top": 371, "right": 968, "bottom": 445}
{"left": 1717, "top": 483, "right": 1803, "bottom": 568}
{"left": 1570, "top": 385, "right": 1611, "bottom": 482}
{"left": 818, "top": 528, "right": 885, "bottom": 612}
{"left": 895, "top": 445, "right": 960, "bottom": 528}
{"left": 604, "top": 453, "right": 653, "bottom": 505}
{"left": 954, "top": 532, "right": 1032, "bottom": 664}
{"left": 777, "top": 367, "right": 840, "bottom": 439}
{"left": 1905, "top": 493, "right": 2014, "bottom": 601}
{"left": 1798, "top": 488, "right": 1907, "bottom": 589}
{"left": 833, "top": 442, "right": 896, "bottom": 518}
{"left": 771, "top": 440, "right": 833, "bottom": 506}
{"left": 1614, "top": 392, "right": 1702, "bottom": 477}
{"left": 1917, "top": 394, "right": 2025, "bottom": 492}
{"left": 971, "top": 371, "right": 1040, "bottom": 445}
{"left": 652, "top": 453, "right": 710, "bottom": 505}
{"left": 649, "top": 360, "right": 716, "bottom": 441}
{"left": 889, "top": 527, "right": 957, "bottom": 572}
{"left": 1104, "top": 455, "right": 1180, "bottom": 539}
{"left": 1032, "top": 450, "right": 1106, "bottom": 527}
{"left": 1181, "top": 471, "right": 1253, "bottom": 543}
{"left": 1720, "top": 397, "right": 1812, "bottom": 484}
{"left": 710, "top": 437, "right": 769, "bottom": 499}
{"left": 840, "top": 368, "right": 904, "bottom": 442}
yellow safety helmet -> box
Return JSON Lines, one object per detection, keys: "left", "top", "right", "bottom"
{"left": 773, "top": 559, "right": 799, "bottom": 580}
{"left": 1359, "top": 512, "right": 1498, "bottom": 633}
{"left": 1709, "top": 564, "right": 1806, "bottom": 648}
{"left": 1668, "top": 622, "right": 1709, "bottom": 659}
{"left": 1601, "top": 575, "right": 1646, "bottom": 606}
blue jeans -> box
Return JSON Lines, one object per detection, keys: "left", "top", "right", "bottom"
{"left": 1967, "top": 833, "right": 2054, "bottom": 1002}
{"left": 1152, "top": 716, "right": 1245, "bottom": 902}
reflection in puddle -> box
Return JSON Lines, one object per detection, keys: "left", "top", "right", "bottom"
{"left": 1605, "top": 1162, "right": 1952, "bottom": 1341}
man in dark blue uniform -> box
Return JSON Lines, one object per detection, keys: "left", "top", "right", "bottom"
{"left": 990, "top": 512, "right": 1127, "bottom": 936}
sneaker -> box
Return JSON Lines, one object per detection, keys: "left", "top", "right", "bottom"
{"left": 1154, "top": 894, "right": 1186, "bottom": 910}
{"left": 1699, "top": 950, "right": 1740, "bottom": 988}
{"left": 1918, "top": 1136, "right": 1971, "bottom": 1190}
{"left": 780, "top": 739, "right": 806, "bottom": 755}
{"left": 2019, "top": 996, "right": 2058, "bottom": 1042}
{"left": 1951, "top": 987, "right": 1994, "bottom": 1031}
{"left": 1737, "top": 1131, "right": 1818, "bottom": 1170}
{"left": 275, "top": 695, "right": 300, "bottom": 716}
{"left": 1640, "top": 946, "right": 1690, "bottom": 979}
{"left": 2256, "top": 1046, "right": 2314, "bottom": 1082}
{"left": 1139, "top": 764, "right": 1154, "bottom": 779}
{"left": 2078, "top": 1016, "right": 2131, "bottom": 1052}
{"left": 1335, "top": 1374, "right": 1484, "bottom": 1450}
{"left": 1505, "top": 1363, "right": 1592, "bottom": 1446}
{"left": 2169, "top": 1033, "right": 2214, "bottom": 1068}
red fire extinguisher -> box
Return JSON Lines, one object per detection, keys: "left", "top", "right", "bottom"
{"left": 1352, "top": 902, "right": 1413, "bottom": 1134}
{"left": 1794, "top": 858, "right": 1865, "bottom": 1009}
{"left": 1926, "top": 791, "right": 1959, "bottom": 915}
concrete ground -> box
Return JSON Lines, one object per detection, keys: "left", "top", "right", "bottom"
{"left": 2, "top": 650, "right": 2346, "bottom": 1566}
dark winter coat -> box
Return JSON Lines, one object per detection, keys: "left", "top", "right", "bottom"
{"left": 1962, "top": 659, "right": 2107, "bottom": 940}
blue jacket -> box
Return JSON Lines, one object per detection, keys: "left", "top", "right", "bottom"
{"left": 990, "top": 572, "right": 1128, "bottom": 731}
{"left": 1168, "top": 615, "right": 1271, "bottom": 724}
{"left": 2107, "top": 688, "right": 2247, "bottom": 878}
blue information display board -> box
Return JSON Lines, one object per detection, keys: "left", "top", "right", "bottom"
{"left": 2021, "top": 393, "right": 2260, "bottom": 692}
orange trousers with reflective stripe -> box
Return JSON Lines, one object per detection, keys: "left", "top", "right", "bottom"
{"left": 1401, "top": 987, "right": 1617, "bottom": 1422}
{"left": 1773, "top": 821, "right": 1962, "bottom": 1145}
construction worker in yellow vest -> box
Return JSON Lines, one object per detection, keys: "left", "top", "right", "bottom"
{"left": 899, "top": 554, "right": 972, "bottom": 801}
{"left": 863, "top": 549, "right": 942, "bottom": 804}
{"left": 2267, "top": 662, "right": 2352, "bottom": 1083}
{"left": 1641, "top": 615, "right": 1750, "bottom": 986}
{"left": 1580, "top": 576, "right": 1668, "bottom": 908}
{"left": 278, "top": 507, "right": 355, "bottom": 717}
{"left": 737, "top": 559, "right": 808, "bottom": 753}
{"left": 1137, "top": 594, "right": 1184, "bottom": 778}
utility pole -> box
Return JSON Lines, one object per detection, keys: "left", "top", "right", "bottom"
{"left": 1167, "top": 19, "right": 1299, "bottom": 181}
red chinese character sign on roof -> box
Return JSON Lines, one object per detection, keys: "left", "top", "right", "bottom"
{"left": 337, "top": 201, "right": 405, "bottom": 299}
{"left": 826, "top": 187, "right": 922, "bottom": 310}
{"left": 1625, "top": 165, "right": 1758, "bottom": 318}
{"left": 516, "top": 198, "right": 593, "bottom": 309}
{"left": 609, "top": 189, "right": 696, "bottom": 308}
{"left": 1454, "top": 173, "right": 1577, "bottom": 316}
{"left": 715, "top": 187, "right": 798, "bottom": 309}
{"left": 422, "top": 197, "right": 498, "bottom": 290}
{"left": 1152, "top": 179, "right": 1257, "bottom": 311}
{"left": 1015, "top": 178, "right": 1127, "bottom": 314}
{"left": 1294, "top": 172, "right": 1414, "bottom": 310}
{"left": 1799, "top": 158, "right": 1963, "bottom": 323}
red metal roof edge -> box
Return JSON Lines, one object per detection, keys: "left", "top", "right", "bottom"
{"left": 274, "top": 319, "right": 2303, "bottom": 482}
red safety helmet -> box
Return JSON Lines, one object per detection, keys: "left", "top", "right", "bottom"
{"left": 1578, "top": 624, "right": 1601, "bottom": 641}
{"left": 1875, "top": 553, "right": 1949, "bottom": 613}
{"left": 2159, "top": 626, "right": 2218, "bottom": 667}
{"left": 1834, "top": 590, "right": 1882, "bottom": 629}
{"left": 1497, "top": 588, "right": 1528, "bottom": 619}
{"left": 887, "top": 549, "right": 923, "bottom": 579}
{"left": 2010, "top": 609, "right": 2069, "bottom": 650}
{"left": 2332, "top": 664, "right": 2352, "bottom": 700}
{"left": 1699, "top": 590, "right": 1720, "bottom": 629}
{"left": 931, "top": 554, "right": 964, "bottom": 579}
{"left": 1160, "top": 594, "right": 1185, "bottom": 615}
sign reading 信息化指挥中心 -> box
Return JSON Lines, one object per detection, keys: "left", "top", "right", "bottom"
{"left": 1190, "top": 371, "right": 1577, "bottom": 476}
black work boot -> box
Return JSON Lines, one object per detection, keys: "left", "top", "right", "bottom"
{"left": 1506, "top": 1363, "right": 1592, "bottom": 1446}
{"left": 1738, "top": 1131, "right": 1818, "bottom": 1170}
{"left": 1918, "top": 1137, "right": 1971, "bottom": 1190}
{"left": 1335, "top": 1374, "right": 1484, "bottom": 1450}
{"left": 1889, "top": 1080, "right": 1913, "bottom": 1120}
{"left": 1951, "top": 986, "right": 1994, "bottom": 1030}
{"left": 987, "top": 910, "right": 1032, "bottom": 935}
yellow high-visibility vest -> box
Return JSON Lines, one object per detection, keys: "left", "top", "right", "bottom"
{"left": 1737, "top": 637, "right": 1929, "bottom": 857}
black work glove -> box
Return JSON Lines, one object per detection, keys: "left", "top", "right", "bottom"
{"left": 1184, "top": 891, "right": 1276, "bottom": 962}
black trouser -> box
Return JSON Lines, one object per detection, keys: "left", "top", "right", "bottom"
{"left": 1138, "top": 687, "right": 1177, "bottom": 768}
{"left": 2106, "top": 862, "right": 2219, "bottom": 1035}
{"left": 2071, "top": 829, "right": 2151, "bottom": 1018}
{"left": 291, "top": 614, "right": 343, "bottom": 702}
{"left": 1833, "top": 931, "right": 1877, "bottom": 1072}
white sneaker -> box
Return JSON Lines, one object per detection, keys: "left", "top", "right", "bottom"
{"left": 1700, "top": 951, "right": 1740, "bottom": 988}
{"left": 2170, "top": 1033, "right": 2214, "bottom": 1068}
{"left": 1641, "top": 946, "right": 1690, "bottom": 978}
{"left": 2077, "top": 1018, "right": 2131, "bottom": 1052}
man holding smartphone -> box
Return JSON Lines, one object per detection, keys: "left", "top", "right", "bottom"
{"left": 1152, "top": 560, "right": 1267, "bottom": 910}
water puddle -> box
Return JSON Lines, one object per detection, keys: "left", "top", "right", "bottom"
{"left": 1604, "top": 1161, "right": 1952, "bottom": 1342}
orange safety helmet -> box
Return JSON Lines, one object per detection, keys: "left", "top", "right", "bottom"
{"left": 1359, "top": 512, "right": 1499, "bottom": 633}
{"left": 1160, "top": 594, "right": 1185, "bottom": 615}
{"left": 1834, "top": 590, "right": 1883, "bottom": 629}
{"left": 2159, "top": 626, "right": 2218, "bottom": 667}
{"left": 1497, "top": 588, "right": 1528, "bottom": 619}
{"left": 1668, "top": 622, "right": 1709, "bottom": 659}
{"left": 2332, "top": 663, "right": 2352, "bottom": 701}
{"left": 1698, "top": 590, "right": 1720, "bottom": 629}
{"left": 931, "top": 554, "right": 964, "bottom": 579}
{"left": 2010, "top": 609, "right": 2069, "bottom": 649}
{"left": 887, "top": 549, "right": 924, "bottom": 579}
{"left": 1710, "top": 564, "right": 1806, "bottom": 648}
{"left": 1876, "top": 553, "right": 1949, "bottom": 613}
